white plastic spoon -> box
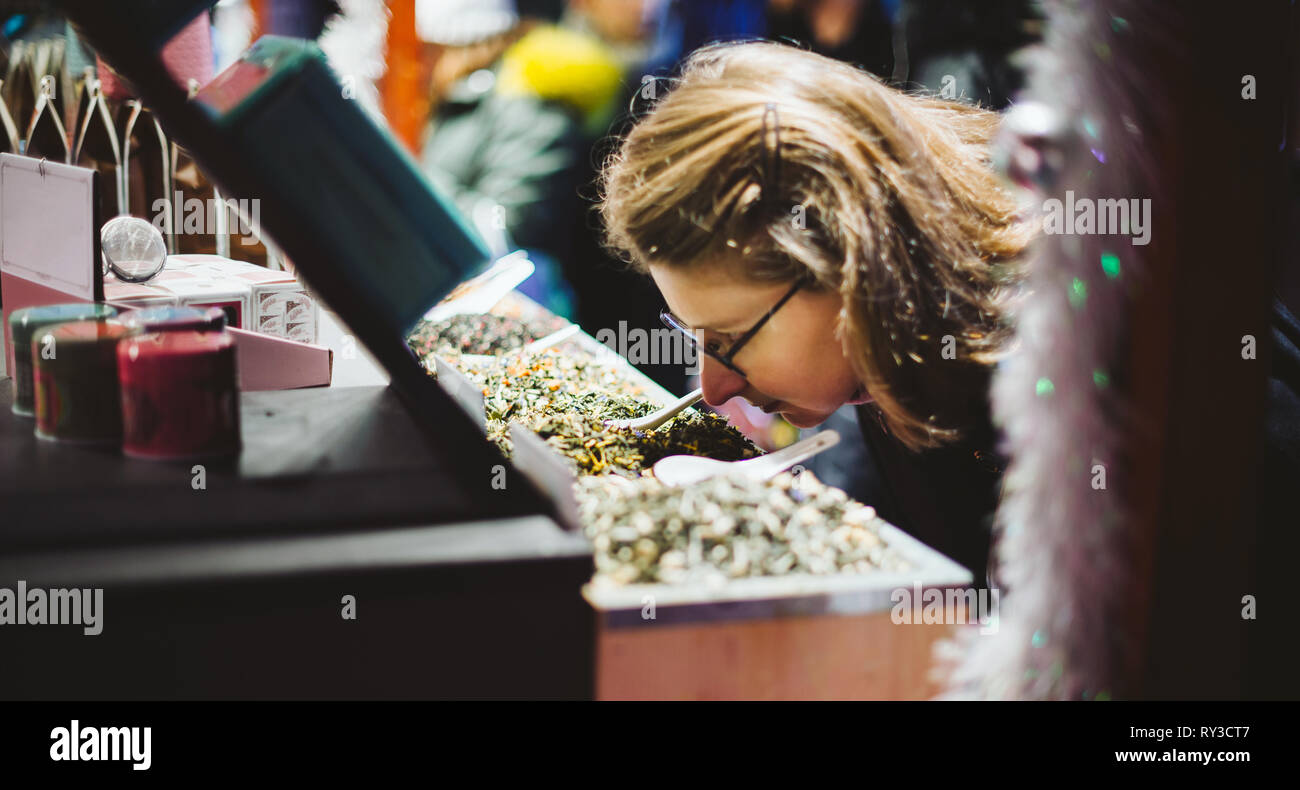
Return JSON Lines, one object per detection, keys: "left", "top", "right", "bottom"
{"left": 455, "top": 323, "right": 582, "bottom": 367}
{"left": 652, "top": 429, "right": 841, "bottom": 486}
{"left": 422, "top": 251, "right": 534, "bottom": 323}
{"left": 604, "top": 387, "right": 704, "bottom": 431}
{"left": 519, "top": 323, "right": 581, "bottom": 354}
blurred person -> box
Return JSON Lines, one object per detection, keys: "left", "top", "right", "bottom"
{"left": 563, "top": 0, "right": 677, "bottom": 73}
{"left": 567, "top": 0, "right": 655, "bottom": 50}
{"left": 766, "top": 0, "right": 894, "bottom": 78}
{"left": 558, "top": 0, "right": 697, "bottom": 393}
{"left": 894, "top": 0, "right": 1041, "bottom": 109}
{"left": 267, "top": 0, "right": 341, "bottom": 39}
{"left": 417, "top": 0, "right": 622, "bottom": 315}
{"left": 673, "top": 0, "right": 769, "bottom": 56}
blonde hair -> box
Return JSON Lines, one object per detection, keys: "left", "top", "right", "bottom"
{"left": 599, "top": 41, "right": 1034, "bottom": 451}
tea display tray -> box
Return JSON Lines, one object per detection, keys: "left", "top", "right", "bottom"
{"left": 423, "top": 290, "right": 977, "bottom": 699}
{"left": 583, "top": 520, "right": 971, "bottom": 625}
{"left": 584, "top": 522, "right": 974, "bottom": 700}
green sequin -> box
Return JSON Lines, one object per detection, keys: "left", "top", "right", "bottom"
{"left": 1070, "top": 277, "right": 1088, "bottom": 308}
{"left": 1036, "top": 378, "right": 1055, "bottom": 397}
{"left": 1101, "top": 252, "right": 1121, "bottom": 279}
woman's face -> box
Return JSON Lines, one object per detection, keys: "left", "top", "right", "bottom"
{"left": 649, "top": 263, "right": 872, "bottom": 429}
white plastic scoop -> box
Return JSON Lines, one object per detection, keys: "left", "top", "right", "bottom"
{"left": 455, "top": 323, "right": 582, "bottom": 367}
{"left": 604, "top": 387, "right": 704, "bottom": 431}
{"left": 422, "top": 251, "right": 534, "bottom": 323}
{"left": 518, "top": 323, "right": 581, "bottom": 354}
{"left": 652, "top": 429, "right": 841, "bottom": 486}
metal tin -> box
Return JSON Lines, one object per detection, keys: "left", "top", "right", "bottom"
{"left": 118, "top": 305, "right": 227, "bottom": 333}
{"left": 32, "top": 319, "right": 131, "bottom": 443}
{"left": 117, "top": 330, "right": 241, "bottom": 460}
{"left": 9, "top": 303, "right": 119, "bottom": 416}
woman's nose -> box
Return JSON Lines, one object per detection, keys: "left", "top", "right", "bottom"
{"left": 699, "top": 355, "right": 748, "bottom": 407}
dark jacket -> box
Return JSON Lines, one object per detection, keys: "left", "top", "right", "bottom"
{"left": 420, "top": 69, "right": 583, "bottom": 263}
{"left": 855, "top": 389, "right": 1005, "bottom": 589}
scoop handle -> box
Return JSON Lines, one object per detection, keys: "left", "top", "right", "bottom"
{"left": 744, "top": 430, "right": 841, "bottom": 479}
{"left": 609, "top": 387, "right": 704, "bottom": 431}
{"left": 520, "top": 323, "right": 581, "bottom": 354}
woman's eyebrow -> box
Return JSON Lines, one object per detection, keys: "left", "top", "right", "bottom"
{"left": 675, "top": 298, "right": 769, "bottom": 332}
{"left": 688, "top": 319, "right": 742, "bottom": 334}
{"left": 682, "top": 307, "right": 756, "bottom": 333}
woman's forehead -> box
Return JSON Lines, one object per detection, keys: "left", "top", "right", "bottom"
{"left": 649, "top": 263, "right": 791, "bottom": 329}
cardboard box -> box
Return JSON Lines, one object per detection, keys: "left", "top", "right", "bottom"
{"left": 228, "top": 327, "right": 332, "bottom": 390}
{"left": 162, "top": 254, "right": 220, "bottom": 273}
{"left": 584, "top": 525, "right": 972, "bottom": 700}
{"left": 154, "top": 276, "right": 251, "bottom": 330}
{"left": 0, "top": 154, "right": 101, "bottom": 375}
{"left": 236, "top": 268, "right": 317, "bottom": 344}
{"left": 162, "top": 254, "right": 318, "bottom": 343}
{"left": 149, "top": 268, "right": 205, "bottom": 283}
{"left": 102, "top": 277, "right": 179, "bottom": 309}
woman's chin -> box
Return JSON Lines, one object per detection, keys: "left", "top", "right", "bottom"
{"left": 780, "top": 409, "right": 832, "bottom": 429}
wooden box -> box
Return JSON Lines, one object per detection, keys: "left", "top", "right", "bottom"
{"left": 584, "top": 527, "right": 971, "bottom": 700}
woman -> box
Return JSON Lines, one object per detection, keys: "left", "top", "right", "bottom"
{"left": 599, "top": 41, "right": 1035, "bottom": 585}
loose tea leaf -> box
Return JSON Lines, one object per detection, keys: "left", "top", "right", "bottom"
{"left": 530, "top": 407, "right": 760, "bottom": 478}
{"left": 578, "top": 471, "right": 907, "bottom": 586}
{"left": 407, "top": 312, "right": 568, "bottom": 358}
{"left": 447, "top": 347, "right": 761, "bottom": 469}
{"left": 408, "top": 306, "right": 899, "bottom": 591}
{"left": 455, "top": 349, "right": 655, "bottom": 455}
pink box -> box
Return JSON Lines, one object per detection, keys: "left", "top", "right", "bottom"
{"left": 102, "top": 277, "right": 179, "bottom": 308}
{"left": 153, "top": 276, "right": 251, "bottom": 330}
{"left": 150, "top": 269, "right": 202, "bottom": 282}
{"left": 160, "top": 254, "right": 318, "bottom": 343}
{"left": 228, "top": 327, "right": 332, "bottom": 390}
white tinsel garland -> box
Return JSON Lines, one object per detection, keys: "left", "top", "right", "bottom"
{"left": 937, "top": 0, "right": 1177, "bottom": 700}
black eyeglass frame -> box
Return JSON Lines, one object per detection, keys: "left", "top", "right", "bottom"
{"left": 660, "top": 277, "right": 807, "bottom": 378}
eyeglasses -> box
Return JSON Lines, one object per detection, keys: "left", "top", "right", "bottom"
{"left": 660, "top": 278, "right": 806, "bottom": 378}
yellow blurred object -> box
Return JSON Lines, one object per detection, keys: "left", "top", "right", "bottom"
{"left": 770, "top": 417, "right": 800, "bottom": 449}
{"left": 497, "top": 25, "right": 624, "bottom": 134}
